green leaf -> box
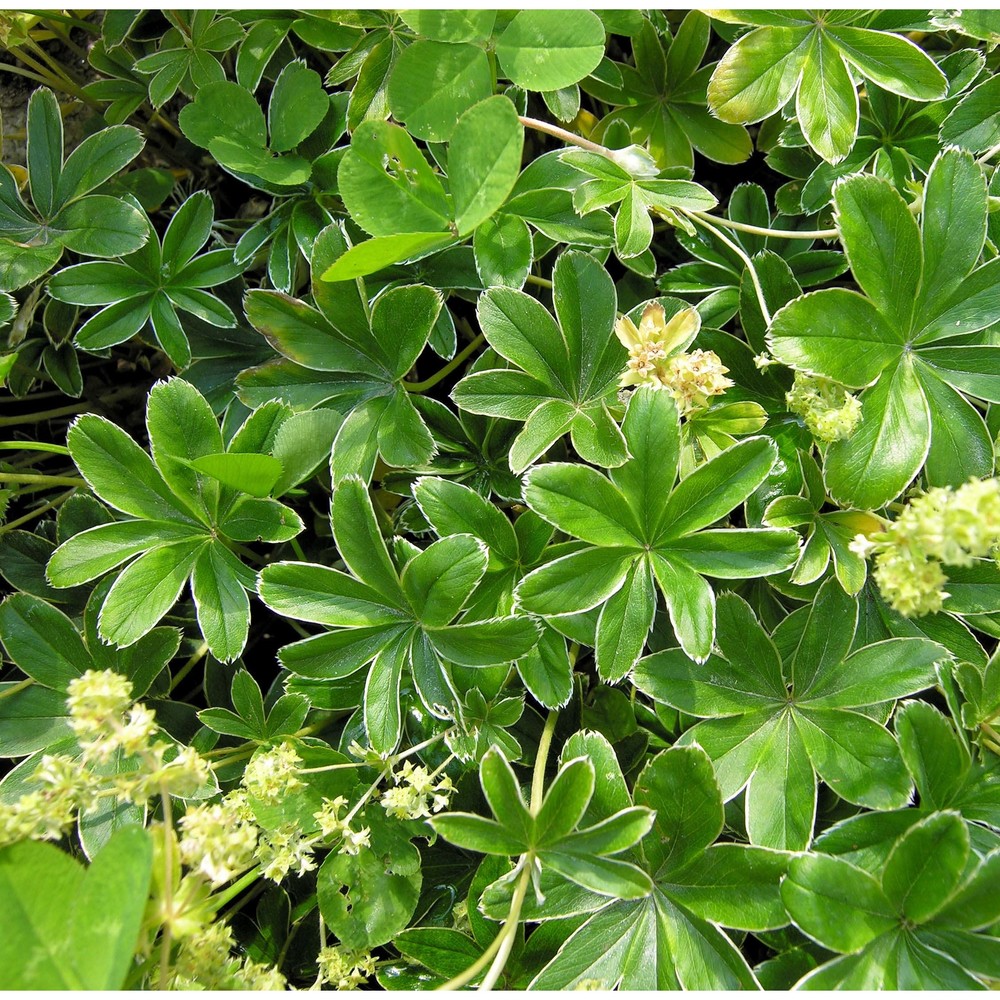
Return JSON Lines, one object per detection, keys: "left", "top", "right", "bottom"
{"left": 516, "top": 546, "right": 633, "bottom": 617}
{"left": 393, "top": 928, "right": 483, "bottom": 979}
{"left": 667, "top": 844, "right": 790, "bottom": 932}
{"left": 0, "top": 826, "right": 152, "bottom": 989}
{"left": 525, "top": 463, "right": 642, "bottom": 547}
{"left": 745, "top": 712, "right": 815, "bottom": 850}
{"left": 797, "top": 36, "right": 858, "bottom": 163}
{"left": 895, "top": 702, "right": 970, "bottom": 809}
{"left": 321, "top": 232, "right": 456, "bottom": 282}
{"left": 660, "top": 435, "right": 778, "bottom": 540}
{"left": 450, "top": 97, "right": 524, "bottom": 237}
{"left": 0, "top": 683, "right": 72, "bottom": 756}
{"left": 414, "top": 477, "right": 519, "bottom": 565}
{"left": 268, "top": 60, "right": 327, "bottom": 152}
{"left": 881, "top": 811, "right": 968, "bottom": 924}
{"left": 388, "top": 41, "right": 492, "bottom": 142}
{"left": 98, "top": 540, "right": 204, "bottom": 648}
{"left": 331, "top": 477, "right": 406, "bottom": 608}
{"left": 191, "top": 542, "right": 250, "bottom": 663}
{"left": 649, "top": 553, "right": 716, "bottom": 663}
{"left": 67, "top": 414, "right": 199, "bottom": 526}
{"left": 595, "top": 559, "right": 656, "bottom": 681}
{"left": 803, "top": 637, "right": 943, "bottom": 707}
{"left": 782, "top": 853, "right": 897, "bottom": 953}
{"left": 768, "top": 288, "right": 902, "bottom": 389}
{"left": 56, "top": 125, "right": 144, "bottom": 205}
{"left": 496, "top": 10, "right": 606, "bottom": 92}
{"left": 26, "top": 88, "right": 62, "bottom": 218}
{"left": 398, "top": 10, "right": 496, "bottom": 43}
{"left": 824, "top": 358, "right": 930, "bottom": 508}
{"left": 473, "top": 213, "right": 533, "bottom": 289}
{"left": 145, "top": 377, "right": 223, "bottom": 519}
{"left": 795, "top": 708, "right": 912, "bottom": 810}
{"left": 0, "top": 594, "right": 91, "bottom": 690}
{"left": 191, "top": 453, "right": 283, "bottom": 498}
{"left": 828, "top": 26, "right": 947, "bottom": 102}
{"left": 400, "top": 535, "right": 488, "bottom": 627}
{"left": 833, "top": 172, "right": 922, "bottom": 332}
{"left": 429, "top": 813, "right": 527, "bottom": 856}
{"left": 337, "top": 121, "right": 452, "bottom": 237}
{"left": 317, "top": 839, "right": 421, "bottom": 950}
{"left": 364, "top": 631, "right": 408, "bottom": 753}
{"left": 178, "top": 79, "right": 266, "bottom": 154}
{"left": 535, "top": 756, "right": 596, "bottom": 847}
{"left": 635, "top": 746, "right": 723, "bottom": 875}
{"left": 708, "top": 26, "right": 809, "bottom": 124}
{"left": 480, "top": 745, "right": 532, "bottom": 841}
{"left": 426, "top": 617, "right": 541, "bottom": 667}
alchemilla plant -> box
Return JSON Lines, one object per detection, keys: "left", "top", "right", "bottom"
{"left": 1, "top": 7, "right": 1000, "bottom": 991}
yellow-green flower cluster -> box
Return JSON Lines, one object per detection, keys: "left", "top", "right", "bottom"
{"left": 615, "top": 303, "right": 731, "bottom": 413}
{"left": 316, "top": 945, "right": 376, "bottom": 990}
{"left": 242, "top": 741, "right": 303, "bottom": 803}
{"left": 855, "top": 477, "right": 1000, "bottom": 617}
{"left": 168, "top": 919, "right": 287, "bottom": 990}
{"left": 785, "top": 372, "right": 862, "bottom": 443}
{"left": 178, "top": 794, "right": 259, "bottom": 887}
{"left": 314, "top": 795, "right": 371, "bottom": 856}
{"left": 0, "top": 670, "right": 212, "bottom": 846}
{"left": 380, "top": 761, "right": 456, "bottom": 821}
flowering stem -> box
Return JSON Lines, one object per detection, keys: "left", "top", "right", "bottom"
{"left": 209, "top": 864, "right": 263, "bottom": 912}
{"left": 403, "top": 335, "right": 485, "bottom": 393}
{"left": 683, "top": 209, "right": 772, "bottom": 327}
{"left": 157, "top": 785, "right": 175, "bottom": 990}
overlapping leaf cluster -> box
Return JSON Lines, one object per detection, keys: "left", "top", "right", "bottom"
{"left": 1, "top": 8, "right": 1000, "bottom": 993}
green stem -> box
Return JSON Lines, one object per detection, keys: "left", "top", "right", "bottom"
{"left": 157, "top": 786, "right": 175, "bottom": 990}
{"left": 0, "top": 472, "right": 84, "bottom": 487}
{"left": 686, "top": 209, "right": 838, "bottom": 241}
{"left": 518, "top": 115, "right": 608, "bottom": 155}
{"left": 977, "top": 140, "right": 1000, "bottom": 166}
{"left": 0, "top": 440, "right": 71, "bottom": 456}
{"left": 0, "top": 678, "right": 35, "bottom": 700}
{"left": 404, "top": 334, "right": 486, "bottom": 393}
{"left": 209, "top": 865, "right": 263, "bottom": 912}
{"left": 526, "top": 274, "right": 554, "bottom": 289}
{"left": 0, "top": 487, "right": 74, "bottom": 534}
{"left": 20, "top": 10, "right": 101, "bottom": 33}
{"left": 169, "top": 642, "right": 209, "bottom": 693}
{"left": 683, "top": 209, "right": 772, "bottom": 327}
{"left": 0, "top": 402, "right": 89, "bottom": 426}
{"left": 440, "top": 711, "right": 559, "bottom": 993}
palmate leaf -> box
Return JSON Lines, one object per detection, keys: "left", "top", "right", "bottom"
{"left": 259, "top": 477, "right": 540, "bottom": 753}
{"left": 785, "top": 810, "right": 1000, "bottom": 988}
{"left": 633, "top": 580, "right": 947, "bottom": 849}
{"left": 518, "top": 388, "right": 798, "bottom": 666}
{"left": 768, "top": 147, "right": 999, "bottom": 507}
{"left": 581, "top": 13, "right": 753, "bottom": 170}
{"left": 47, "top": 379, "right": 301, "bottom": 662}
{"left": 453, "top": 249, "right": 626, "bottom": 473}
{"left": 48, "top": 191, "right": 243, "bottom": 368}
{"left": 0, "top": 88, "right": 147, "bottom": 290}
{"left": 706, "top": 10, "right": 946, "bottom": 162}
{"left": 529, "top": 746, "right": 787, "bottom": 989}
